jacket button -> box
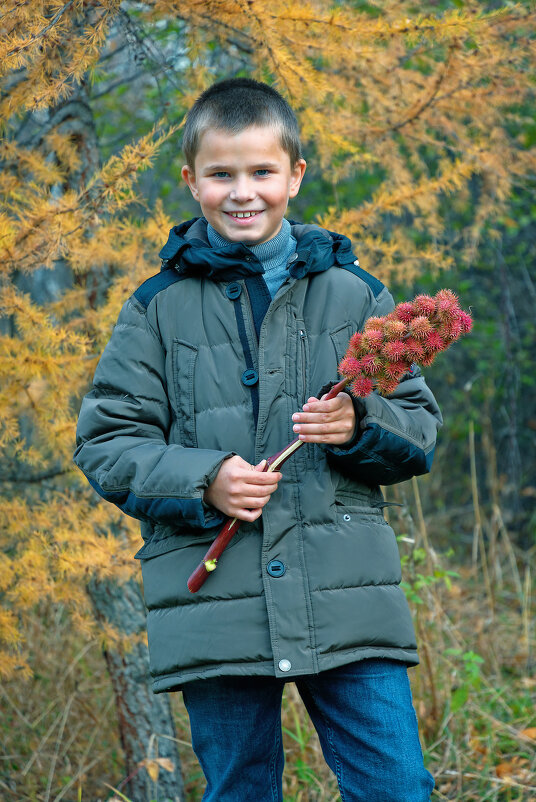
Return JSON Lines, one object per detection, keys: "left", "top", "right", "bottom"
{"left": 343, "top": 514, "right": 351, "bottom": 522}
{"left": 267, "top": 559, "right": 285, "bottom": 577}
{"left": 226, "top": 282, "right": 242, "bottom": 300}
{"left": 278, "top": 659, "right": 292, "bottom": 672}
{"left": 241, "top": 369, "right": 259, "bottom": 386}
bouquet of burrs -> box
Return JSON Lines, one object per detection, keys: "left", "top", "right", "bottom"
{"left": 188, "top": 290, "right": 472, "bottom": 593}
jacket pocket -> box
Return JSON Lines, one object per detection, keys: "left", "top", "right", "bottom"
{"left": 297, "top": 321, "right": 309, "bottom": 407}
{"left": 334, "top": 496, "right": 386, "bottom": 522}
{"left": 172, "top": 339, "right": 198, "bottom": 447}
{"left": 292, "top": 318, "right": 319, "bottom": 468}
{"left": 332, "top": 497, "right": 402, "bottom": 586}
{"left": 286, "top": 315, "right": 309, "bottom": 406}
{"left": 329, "top": 323, "right": 352, "bottom": 369}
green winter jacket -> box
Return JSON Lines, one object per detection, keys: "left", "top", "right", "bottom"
{"left": 74, "top": 218, "right": 442, "bottom": 693}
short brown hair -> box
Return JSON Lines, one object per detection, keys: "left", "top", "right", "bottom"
{"left": 182, "top": 78, "right": 302, "bottom": 168}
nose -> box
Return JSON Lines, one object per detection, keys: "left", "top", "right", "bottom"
{"left": 229, "top": 175, "right": 256, "bottom": 203}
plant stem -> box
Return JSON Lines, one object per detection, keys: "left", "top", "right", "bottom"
{"left": 469, "top": 420, "right": 494, "bottom": 618}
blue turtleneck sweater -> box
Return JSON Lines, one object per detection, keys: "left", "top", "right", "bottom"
{"left": 207, "top": 219, "right": 297, "bottom": 298}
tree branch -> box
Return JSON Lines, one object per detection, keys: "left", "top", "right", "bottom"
{"left": 0, "top": 0, "right": 29, "bottom": 24}
{"left": 5, "top": 0, "right": 75, "bottom": 58}
{"left": 0, "top": 467, "right": 74, "bottom": 484}
{"left": 89, "top": 69, "right": 148, "bottom": 101}
{"left": 389, "top": 45, "right": 456, "bottom": 134}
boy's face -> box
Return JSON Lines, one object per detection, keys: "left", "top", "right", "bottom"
{"left": 181, "top": 125, "right": 306, "bottom": 245}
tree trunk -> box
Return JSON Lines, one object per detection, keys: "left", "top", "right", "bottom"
{"left": 89, "top": 575, "right": 185, "bottom": 802}
{"left": 11, "top": 68, "right": 185, "bottom": 799}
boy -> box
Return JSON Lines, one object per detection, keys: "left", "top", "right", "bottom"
{"left": 74, "top": 78, "right": 441, "bottom": 801}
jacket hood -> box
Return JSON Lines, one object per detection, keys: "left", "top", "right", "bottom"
{"left": 158, "top": 217, "right": 357, "bottom": 281}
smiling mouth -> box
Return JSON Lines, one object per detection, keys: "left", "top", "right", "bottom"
{"left": 225, "top": 211, "right": 263, "bottom": 219}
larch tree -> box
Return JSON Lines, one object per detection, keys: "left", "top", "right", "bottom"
{"left": 0, "top": 0, "right": 534, "bottom": 798}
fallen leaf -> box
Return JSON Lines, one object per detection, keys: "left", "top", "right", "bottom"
{"left": 496, "top": 761, "right": 516, "bottom": 781}
{"left": 156, "top": 757, "right": 175, "bottom": 772}
{"left": 138, "top": 756, "right": 175, "bottom": 781}
{"left": 495, "top": 756, "right": 529, "bottom": 782}
{"left": 520, "top": 727, "right": 536, "bottom": 740}
{"left": 139, "top": 758, "right": 160, "bottom": 782}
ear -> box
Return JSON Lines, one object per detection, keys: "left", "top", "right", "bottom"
{"left": 181, "top": 165, "right": 199, "bottom": 201}
{"left": 288, "top": 159, "right": 306, "bottom": 199}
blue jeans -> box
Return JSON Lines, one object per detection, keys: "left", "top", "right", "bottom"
{"left": 182, "top": 659, "right": 434, "bottom": 801}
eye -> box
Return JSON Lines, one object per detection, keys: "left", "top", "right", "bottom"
{"left": 255, "top": 169, "right": 270, "bottom": 176}
{"left": 212, "top": 171, "right": 230, "bottom": 178}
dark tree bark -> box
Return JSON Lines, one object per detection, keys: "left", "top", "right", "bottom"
{"left": 89, "top": 575, "right": 185, "bottom": 802}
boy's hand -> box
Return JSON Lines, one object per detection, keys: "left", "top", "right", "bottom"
{"left": 292, "top": 392, "right": 356, "bottom": 445}
{"left": 204, "top": 456, "right": 282, "bottom": 522}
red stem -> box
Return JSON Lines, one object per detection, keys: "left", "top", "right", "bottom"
{"left": 187, "top": 377, "right": 349, "bottom": 593}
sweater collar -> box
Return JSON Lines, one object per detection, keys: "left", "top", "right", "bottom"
{"left": 206, "top": 218, "right": 293, "bottom": 265}
{"left": 158, "top": 217, "right": 356, "bottom": 281}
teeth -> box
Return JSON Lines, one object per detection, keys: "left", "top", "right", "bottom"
{"left": 229, "top": 211, "right": 259, "bottom": 218}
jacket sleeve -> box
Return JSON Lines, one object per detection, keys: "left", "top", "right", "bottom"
{"left": 73, "top": 296, "right": 231, "bottom": 528}
{"left": 323, "top": 285, "right": 443, "bottom": 486}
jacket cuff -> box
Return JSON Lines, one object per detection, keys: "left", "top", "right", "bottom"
{"left": 201, "top": 499, "right": 226, "bottom": 527}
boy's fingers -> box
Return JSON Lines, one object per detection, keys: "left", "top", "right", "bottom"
{"left": 234, "top": 482, "right": 280, "bottom": 499}
{"left": 227, "top": 462, "right": 280, "bottom": 483}
{"left": 293, "top": 410, "right": 344, "bottom": 425}
{"left": 239, "top": 492, "right": 275, "bottom": 507}
{"left": 300, "top": 394, "right": 345, "bottom": 414}
{"left": 294, "top": 422, "right": 353, "bottom": 438}
{"left": 296, "top": 426, "right": 355, "bottom": 443}
{"left": 244, "top": 471, "right": 282, "bottom": 486}
{"left": 235, "top": 507, "right": 264, "bottom": 522}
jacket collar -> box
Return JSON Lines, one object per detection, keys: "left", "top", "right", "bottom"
{"left": 158, "top": 217, "right": 357, "bottom": 281}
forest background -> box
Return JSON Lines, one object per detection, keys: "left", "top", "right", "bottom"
{"left": 0, "top": 0, "right": 535, "bottom": 800}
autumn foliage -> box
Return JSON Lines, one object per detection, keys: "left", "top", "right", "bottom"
{"left": 0, "top": 1, "right": 534, "bottom": 797}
